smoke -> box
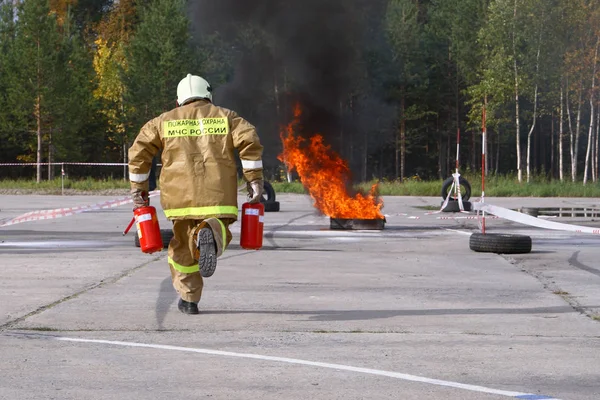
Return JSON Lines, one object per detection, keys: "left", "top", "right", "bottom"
{"left": 188, "top": 0, "right": 392, "bottom": 179}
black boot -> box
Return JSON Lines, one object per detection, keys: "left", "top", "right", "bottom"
{"left": 178, "top": 299, "right": 199, "bottom": 315}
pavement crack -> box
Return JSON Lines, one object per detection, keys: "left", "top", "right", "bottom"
{"left": 510, "top": 257, "right": 599, "bottom": 322}
{"left": 6, "top": 328, "right": 192, "bottom": 333}
{"left": 0, "top": 255, "right": 164, "bottom": 332}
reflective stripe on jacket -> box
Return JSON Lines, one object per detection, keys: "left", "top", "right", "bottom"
{"left": 128, "top": 100, "right": 263, "bottom": 221}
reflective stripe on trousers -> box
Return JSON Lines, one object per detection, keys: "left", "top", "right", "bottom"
{"left": 164, "top": 206, "right": 238, "bottom": 219}
{"left": 167, "top": 218, "right": 234, "bottom": 302}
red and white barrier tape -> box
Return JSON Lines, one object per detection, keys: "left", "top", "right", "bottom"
{"left": 0, "top": 191, "right": 160, "bottom": 227}
{"left": 437, "top": 215, "right": 499, "bottom": 220}
{"left": 0, "top": 162, "right": 127, "bottom": 166}
{"left": 472, "top": 202, "right": 600, "bottom": 235}
{"left": 3, "top": 192, "right": 599, "bottom": 236}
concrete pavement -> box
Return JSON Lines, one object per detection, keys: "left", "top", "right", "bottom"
{"left": 1, "top": 194, "right": 599, "bottom": 400}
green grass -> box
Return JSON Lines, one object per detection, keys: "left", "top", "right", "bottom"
{"left": 360, "top": 173, "right": 600, "bottom": 197}
{"left": 26, "top": 326, "right": 59, "bottom": 331}
{"left": 0, "top": 177, "right": 130, "bottom": 193}
{"left": 270, "top": 181, "right": 307, "bottom": 194}
{"left": 3, "top": 173, "right": 600, "bottom": 197}
{"left": 275, "top": 173, "right": 600, "bottom": 197}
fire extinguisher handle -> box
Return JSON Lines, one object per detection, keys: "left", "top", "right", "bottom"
{"left": 123, "top": 216, "right": 135, "bottom": 236}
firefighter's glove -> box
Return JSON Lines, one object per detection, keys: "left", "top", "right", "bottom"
{"left": 132, "top": 189, "right": 149, "bottom": 210}
{"left": 247, "top": 179, "right": 264, "bottom": 204}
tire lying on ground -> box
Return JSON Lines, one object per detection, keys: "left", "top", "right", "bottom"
{"left": 134, "top": 229, "right": 174, "bottom": 248}
{"left": 469, "top": 233, "right": 532, "bottom": 254}
{"left": 441, "top": 200, "right": 472, "bottom": 212}
{"left": 441, "top": 176, "right": 472, "bottom": 202}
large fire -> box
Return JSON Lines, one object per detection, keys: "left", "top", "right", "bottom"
{"left": 278, "top": 104, "right": 384, "bottom": 219}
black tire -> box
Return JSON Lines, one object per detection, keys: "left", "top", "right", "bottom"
{"left": 261, "top": 181, "right": 276, "bottom": 203}
{"left": 441, "top": 200, "right": 471, "bottom": 212}
{"left": 441, "top": 176, "right": 471, "bottom": 201}
{"left": 264, "top": 201, "right": 280, "bottom": 212}
{"left": 161, "top": 229, "right": 174, "bottom": 245}
{"left": 134, "top": 229, "right": 174, "bottom": 248}
{"left": 469, "top": 233, "right": 532, "bottom": 254}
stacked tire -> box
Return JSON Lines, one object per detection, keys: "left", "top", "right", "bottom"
{"left": 262, "top": 181, "right": 280, "bottom": 212}
{"left": 441, "top": 176, "right": 472, "bottom": 212}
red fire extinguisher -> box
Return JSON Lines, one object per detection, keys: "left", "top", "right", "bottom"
{"left": 240, "top": 202, "right": 264, "bottom": 250}
{"left": 133, "top": 206, "right": 163, "bottom": 254}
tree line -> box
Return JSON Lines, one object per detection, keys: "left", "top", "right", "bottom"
{"left": 0, "top": 0, "right": 598, "bottom": 185}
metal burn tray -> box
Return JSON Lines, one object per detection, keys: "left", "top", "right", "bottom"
{"left": 329, "top": 217, "right": 386, "bottom": 230}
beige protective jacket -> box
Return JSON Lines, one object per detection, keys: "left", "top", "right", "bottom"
{"left": 128, "top": 99, "right": 263, "bottom": 221}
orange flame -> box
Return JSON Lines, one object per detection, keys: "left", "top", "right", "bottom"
{"left": 278, "top": 104, "right": 384, "bottom": 219}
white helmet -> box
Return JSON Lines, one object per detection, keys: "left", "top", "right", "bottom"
{"left": 177, "top": 74, "right": 212, "bottom": 105}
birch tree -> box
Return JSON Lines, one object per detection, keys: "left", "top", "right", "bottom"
{"left": 582, "top": 4, "right": 600, "bottom": 184}
{"left": 583, "top": 35, "right": 599, "bottom": 184}
{"left": 524, "top": 3, "right": 547, "bottom": 183}
{"left": 474, "top": 0, "right": 522, "bottom": 180}
{"left": 562, "top": 0, "right": 589, "bottom": 182}
{"left": 427, "top": 0, "right": 489, "bottom": 176}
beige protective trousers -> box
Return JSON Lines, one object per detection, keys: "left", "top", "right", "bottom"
{"left": 167, "top": 217, "right": 233, "bottom": 303}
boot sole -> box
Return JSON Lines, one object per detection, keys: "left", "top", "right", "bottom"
{"left": 198, "top": 227, "right": 217, "bottom": 278}
{"left": 178, "top": 300, "right": 199, "bottom": 315}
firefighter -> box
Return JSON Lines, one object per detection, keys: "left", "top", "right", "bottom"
{"left": 128, "top": 74, "right": 264, "bottom": 315}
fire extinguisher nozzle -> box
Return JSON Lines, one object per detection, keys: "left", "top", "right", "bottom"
{"left": 123, "top": 216, "right": 136, "bottom": 236}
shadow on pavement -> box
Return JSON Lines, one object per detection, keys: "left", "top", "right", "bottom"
{"left": 155, "top": 276, "right": 177, "bottom": 329}
{"left": 197, "top": 305, "right": 595, "bottom": 322}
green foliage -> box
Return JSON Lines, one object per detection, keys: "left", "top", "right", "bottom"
{"left": 1, "top": 0, "right": 600, "bottom": 188}
{"left": 385, "top": 0, "right": 421, "bottom": 81}
{"left": 124, "top": 0, "right": 195, "bottom": 133}
{"left": 0, "top": 0, "right": 109, "bottom": 173}
{"left": 11, "top": 0, "right": 61, "bottom": 134}
{"left": 0, "top": 1, "right": 18, "bottom": 158}
{"left": 51, "top": 17, "right": 100, "bottom": 161}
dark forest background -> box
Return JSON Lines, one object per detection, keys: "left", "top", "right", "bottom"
{"left": 0, "top": 0, "right": 599, "bottom": 185}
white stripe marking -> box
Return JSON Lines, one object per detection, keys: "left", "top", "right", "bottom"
{"left": 52, "top": 337, "right": 560, "bottom": 399}
{"left": 445, "top": 229, "right": 472, "bottom": 236}
{"left": 241, "top": 159, "right": 263, "bottom": 169}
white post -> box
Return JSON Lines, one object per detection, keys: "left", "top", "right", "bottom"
{"left": 482, "top": 106, "right": 487, "bottom": 234}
